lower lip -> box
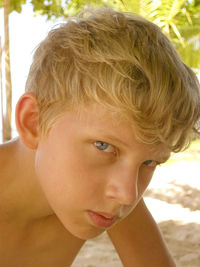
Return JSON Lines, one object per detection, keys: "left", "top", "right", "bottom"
{"left": 87, "top": 211, "right": 117, "bottom": 228}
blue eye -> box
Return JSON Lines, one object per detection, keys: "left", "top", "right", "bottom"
{"left": 94, "top": 141, "right": 115, "bottom": 153}
{"left": 143, "top": 160, "right": 158, "bottom": 167}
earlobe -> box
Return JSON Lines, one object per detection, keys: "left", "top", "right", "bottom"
{"left": 15, "top": 93, "right": 40, "bottom": 149}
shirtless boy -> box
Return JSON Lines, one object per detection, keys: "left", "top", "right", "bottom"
{"left": 0, "top": 7, "right": 199, "bottom": 267}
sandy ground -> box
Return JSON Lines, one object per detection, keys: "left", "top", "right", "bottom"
{"left": 72, "top": 152, "right": 200, "bottom": 267}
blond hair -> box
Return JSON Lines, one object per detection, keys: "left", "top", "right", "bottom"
{"left": 25, "top": 7, "right": 200, "bottom": 152}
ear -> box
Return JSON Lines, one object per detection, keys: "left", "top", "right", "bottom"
{"left": 15, "top": 92, "right": 40, "bottom": 149}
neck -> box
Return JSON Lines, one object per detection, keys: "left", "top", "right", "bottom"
{"left": 0, "top": 137, "right": 54, "bottom": 226}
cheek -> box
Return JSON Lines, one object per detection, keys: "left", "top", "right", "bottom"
{"left": 34, "top": 141, "right": 103, "bottom": 206}
{"left": 138, "top": 167, "right": 155, "bottom": 195}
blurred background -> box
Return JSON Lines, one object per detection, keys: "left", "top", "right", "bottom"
{"left": 0, "top": 1, "right": 200, "bottom": 266}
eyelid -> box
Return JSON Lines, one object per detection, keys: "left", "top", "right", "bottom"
{"left": 143, "top": 160, "right": 160, "bottom": 167}
{"left": 94, "top": 141, "right": 117, "bottom": 153}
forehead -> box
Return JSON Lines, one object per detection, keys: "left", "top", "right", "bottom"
{"left": 52, "top": 103, "right": 170, "bottom": 161}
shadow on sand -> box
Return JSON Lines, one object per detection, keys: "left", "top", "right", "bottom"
{"left": 145, "top": 182, "right": 200, "bottom": 211}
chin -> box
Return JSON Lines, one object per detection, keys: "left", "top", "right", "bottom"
{"left": 69, "top": 226, "right": 105, "bottom": 240}
{"left": 56, "top": 212, "right": 106, "bottom": 240}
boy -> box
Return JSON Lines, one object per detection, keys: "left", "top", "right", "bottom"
{"left": 0, "top": 7, "right": 199, "bottom": 267}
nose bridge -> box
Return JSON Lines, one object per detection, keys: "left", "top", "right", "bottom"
{"left": 105, "top": 162, "right": 139, "bottom": 206}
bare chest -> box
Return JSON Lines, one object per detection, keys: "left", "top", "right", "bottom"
{"left": 0, "top": 217, "right": 84, "bottom": 267}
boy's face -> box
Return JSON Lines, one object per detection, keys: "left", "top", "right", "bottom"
{"left": 35, "top": 103, "right": 170, "bottom": 240}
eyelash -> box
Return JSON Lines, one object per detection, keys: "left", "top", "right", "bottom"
{"left": 143, "top": 160, "right": 161, "bottom": 167}
{"left": 93, "top": 141, "right": 162, "bottom": 167}
{"left": 94, "top": 141, "right": 116, "bottom": 153}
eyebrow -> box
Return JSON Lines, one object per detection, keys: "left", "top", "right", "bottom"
{"left": 152, "top": 151, "right": 171, "bottom": 163}
{"left": 89, "top": 129, "right": 171, "bottom": 161}
{"left": 101, "top": 134, "right": 171, "bottom": 162}
{"left": 98, "top": 134, "right": 130, "bottom": 148}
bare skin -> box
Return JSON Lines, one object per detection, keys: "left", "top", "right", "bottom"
{"left": 0, "top": 93, "right": 175, "bottom": 267}
{"left": 0, "top": 139, "right": 84, "bottom": 267}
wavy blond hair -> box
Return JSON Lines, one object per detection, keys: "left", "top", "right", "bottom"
{"left": 25, "top": 7, "right": 200, "bottom": 152}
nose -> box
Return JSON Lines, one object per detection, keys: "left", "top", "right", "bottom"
{"left": 105, "top": 164, "right": 139, "bottom": 206}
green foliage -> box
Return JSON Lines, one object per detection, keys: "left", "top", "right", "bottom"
{"left": 0, "top": 0, "right": 64, "bottom": 18}
{"left": 121, "top": 0, "right": 200, "bottom": 69}
{"left": 188, "top": 138, "right": 200, "bottom": 152}
{"left": 166, "top": 138, "right": 200, "bottom": 164}
{"left": 0, "top": 0, "right": 26, "bottom": 13}
{"left": 30, "top": 0, "right": 64, "bottom": 19}
{"left": 62, "top": 0, "right": 125, "bottom": 16}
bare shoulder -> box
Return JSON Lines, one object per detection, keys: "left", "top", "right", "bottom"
{"left": 0, "top": 139, "right": 17, "bottom": 193}
{"left": 0, "top": 139, "right": 17, "bottom": 173}
{"left": 0, "top": 139, "right": 85, "bottom": 267}
{"left": 0, "top": 214, "right": 85, "bottom": 267}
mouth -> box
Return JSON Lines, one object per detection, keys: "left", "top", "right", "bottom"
{"left": 87, "top": 210, "right": 118, "bottom": 228}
